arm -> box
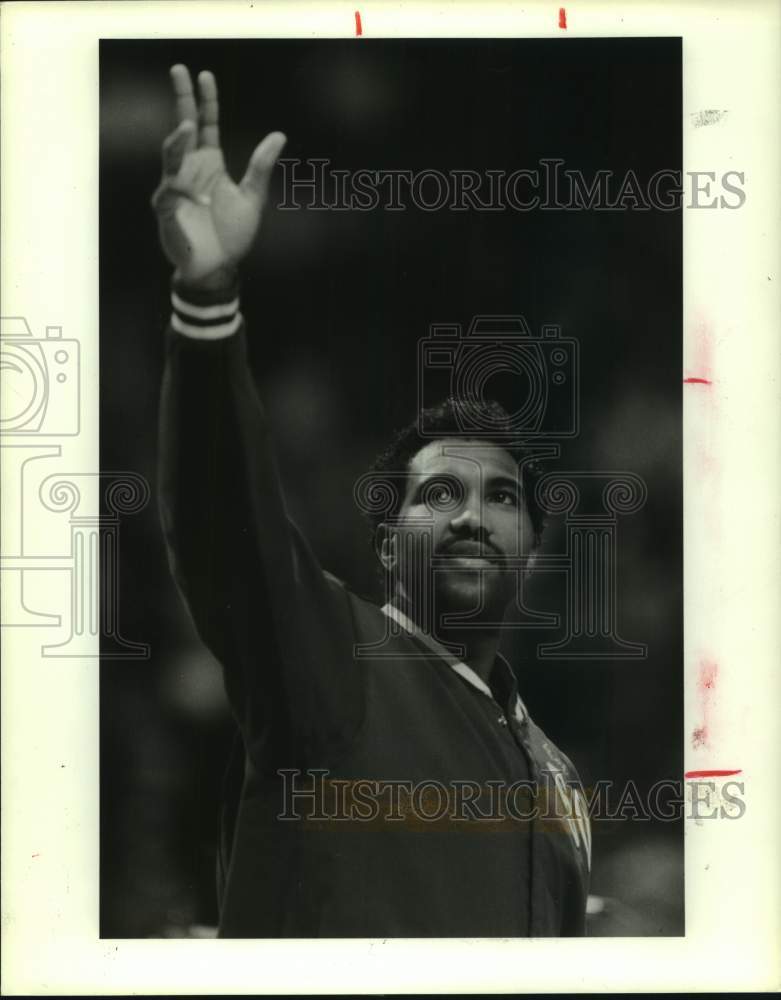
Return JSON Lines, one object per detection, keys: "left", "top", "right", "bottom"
{"left": 154, "top": 67, "right": 364, "bottom": 768}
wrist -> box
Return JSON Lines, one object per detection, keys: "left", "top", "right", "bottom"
{"left": 170, "top": 276, "right": 242, "bottom": 340}
{"left": 173, "top": 265, "right": 238, "bottom": 294}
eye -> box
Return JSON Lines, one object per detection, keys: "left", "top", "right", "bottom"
{"left": 417, "top": 476, "right": 463, "bottom": 512}
{"left": 488, "top": 488, "right": 520, "bottom": 507}
{"left": 429, "top": 485, "right": 452, "bottom": 505}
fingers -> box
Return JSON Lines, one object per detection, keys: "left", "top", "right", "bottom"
{"left": 161, "top": 121, "right": 196, "bottom": 176}
{"left": 197, "top": 70, "right": 220, "bottom": 148}
{"left": 171, "top": 65, "right": 220, "bottom": 151}
{"left": 166, "top": 63, "right": 282, "bottom": 207}
{"left": 170, "top": 64, "right": 198, "bottom": 155}
{"left": 239, "top": 131, "right": 288, "bottom": 208}
{"left": 170, "top": 64, "right": 198, "bottom": 125}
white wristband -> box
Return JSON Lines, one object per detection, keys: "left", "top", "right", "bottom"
{"left": 170, "top": 290, "right": 241, "bottom": 340}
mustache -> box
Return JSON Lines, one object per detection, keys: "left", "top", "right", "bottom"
{"left": 437, "top": 538, "right": 504, "bottom": 560}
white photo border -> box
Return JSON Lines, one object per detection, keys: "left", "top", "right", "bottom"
{"left": 2, "top": 0, "right": 780, "bottom": 993}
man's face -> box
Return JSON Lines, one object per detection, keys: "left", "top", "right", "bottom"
{"left": 381, "top": 438, "right": 536, "bottom": 621}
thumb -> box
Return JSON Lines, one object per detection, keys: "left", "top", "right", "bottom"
{"left": 239, "top": 131, "right": 287, "bottom": 209}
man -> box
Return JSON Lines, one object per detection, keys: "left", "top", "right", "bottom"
{"left": 155, "top": 64, "right": 590, "bottom": 937}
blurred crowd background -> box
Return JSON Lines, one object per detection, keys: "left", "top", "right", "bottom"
{"left": 100, "top": 37, "right": 683, "bottom": 937}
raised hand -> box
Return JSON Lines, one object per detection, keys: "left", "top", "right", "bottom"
{"left": 151, "top": 65, "right": 287, "bottom": 289}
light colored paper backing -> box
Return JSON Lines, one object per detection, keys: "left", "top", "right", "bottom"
{"left": 2, "top": 0, "right": 779, "bottom": 993}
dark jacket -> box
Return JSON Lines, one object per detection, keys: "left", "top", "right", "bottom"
{"left": 158, "top": 283, "right": 590, "bottom": 937}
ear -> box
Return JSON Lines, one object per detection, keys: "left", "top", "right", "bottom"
{"left": 524, "top": 548, "right": 538, "bottom": 580}
{"left": 377, "top": 524, "right": 397, "bottom": 573}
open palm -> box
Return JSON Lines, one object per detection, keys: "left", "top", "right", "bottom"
{"left": 152, "top": 65, "right": 286, "bottom": 286}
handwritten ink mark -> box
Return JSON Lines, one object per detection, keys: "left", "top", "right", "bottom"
{"left": 691, "top": 109, "right": 728, "bottom": 128}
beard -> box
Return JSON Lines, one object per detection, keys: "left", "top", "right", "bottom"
{"left": 432, "top": 562, "right": 515, "bottom": 620}
{"left": 390, "top": 533, "right": 519, "bottom": 634}
{"left": 394, "top": 557, "right": 514, "bottom": 622}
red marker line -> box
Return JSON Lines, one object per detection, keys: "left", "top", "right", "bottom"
{"left": 683, "top": 377, "right": 712, "bottom": 385}
{"left": 684, "top": 769, "right": 742, "bottom": 779}
{"left": 355, "top": 10, "right": 362, "bottom": 35}
{"left": 558, "top": 7, "right": 567, "bottom": 29}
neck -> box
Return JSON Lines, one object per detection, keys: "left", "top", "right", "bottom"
{"left": 391, "top": 593, "right": 501, "bottom": 683}
{"left": 442, "top": 626, "right": 501, "bottom": 683}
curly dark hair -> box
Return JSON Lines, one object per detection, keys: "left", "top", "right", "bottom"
{"left": 364, "top": 397, "right": 545, "bottom": 546}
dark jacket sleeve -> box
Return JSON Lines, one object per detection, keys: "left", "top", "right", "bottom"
{"left": 157, "top": 283, "right": 365, "bottom": 772}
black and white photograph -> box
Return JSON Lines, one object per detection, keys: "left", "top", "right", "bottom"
{"left": 2, "top": 1, "right": 779, "bottom": 994}
{"left": 100, "top": 36, "right": 683, "bottom": 939}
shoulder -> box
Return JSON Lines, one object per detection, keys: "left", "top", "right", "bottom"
{"left": 322, "top": 570, "right": 385, "bottom": 624}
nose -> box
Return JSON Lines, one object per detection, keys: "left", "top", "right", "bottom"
{"left": 449, "top": 496, "right": 482, "bottom": 534}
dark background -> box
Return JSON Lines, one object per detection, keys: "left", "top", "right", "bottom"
{"left": 100, "top": 37, "right": 682, "bottom": 937}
